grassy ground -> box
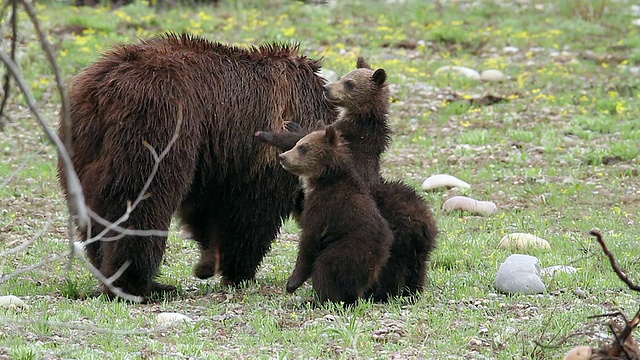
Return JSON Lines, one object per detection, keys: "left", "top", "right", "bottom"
{"left": 1, "top": 0, "right": 639, "bottom": 358}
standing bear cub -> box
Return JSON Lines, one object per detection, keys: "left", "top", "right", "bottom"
{"left": 257, "top": 57, "right": 438, "bottom": 301}
{"left": 280, "top": 127, "right": 393, "bottom": 305}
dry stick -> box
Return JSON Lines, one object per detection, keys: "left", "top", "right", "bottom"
{"left": 0, "top": 213, "right": 52, "bottom": 257}
{"left": 20, "top": 0, "right": 80, "bottom": 271}
{"left": 82, "top": 103, "right": 183, "bottom": 246}
{"left": 70, "top": 241, "right": 144, "bottom": 303}
{"left": 0, "top": 142, "right": 46, "bottom": 188}
{"left": 0, "top": 0, "right": 17, "bottom": 130}
{"left": 590, "top": 228, "right": 640, "bottom": 348}
{"left": 0, "top": 50, "right": 88, "bottom": 230}
{"left": 0, "top": 251, "right": 70, "bottom": 283}
{"left": 0, "top": 317, "right": 147, "bottom": 335}
{"left": 86, "top": 208, "right": 169, "bottom": 239}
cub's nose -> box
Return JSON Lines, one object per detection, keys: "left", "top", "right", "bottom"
{"left": 279, "top": 154, "right": 286, "bottom": 161}
{"left": 322, "top": 84, "right": 330, "bottom": 94}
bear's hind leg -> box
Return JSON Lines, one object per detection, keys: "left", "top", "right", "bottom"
{"left": 216, "top": 211, "right": 283, "bottom": 287}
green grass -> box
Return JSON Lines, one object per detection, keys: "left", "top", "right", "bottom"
{"left": 1, "top": 0, "right": 640, "bottom": 358}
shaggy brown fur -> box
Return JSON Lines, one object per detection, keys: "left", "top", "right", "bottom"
{"left": 58, "top": 33, "right": 337, "bottom": 300}
{"left": 256, "top": 57, "right": 437, "bottom": 301}
{"left": 280, "top": 127, "right": 392, "bottom": 305}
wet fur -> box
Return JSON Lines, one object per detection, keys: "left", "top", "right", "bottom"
{"left": 280, "top": 128, "right": 392, "bottom": 305}
{"left": 58, "top": 33, "right": 337, "bottom": 300}
{"left": 256, "top": 57, "right": 437, "bottom": 301}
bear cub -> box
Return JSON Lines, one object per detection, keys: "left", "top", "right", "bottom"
{"left": 280, "top": 127, "right": 393, "bottom": 305}
{"left": 257, "top": 58, "right": 438, "bottom": 301}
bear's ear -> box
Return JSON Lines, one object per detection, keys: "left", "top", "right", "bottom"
{"left": 325, "top": 126, "right": 338, "bottom": 145}
{"left": 372, "top": 69, "right": 386, "bottom": 86}
{"left": 356, "top": 57, "right": 371, "bottom": 69}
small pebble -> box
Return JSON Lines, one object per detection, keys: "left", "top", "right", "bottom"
{"left": 573, "top": 288, "right": 587, "bottom": 298}
{"left": 421, "top": 174, "right": 470, "bottom": 191}
{"left": 498, "top": 233, "right": 550, "bottom": 251}
{"left": 503, "top": 46, "right": 519, "bottom": 53}
{"left": 434, "top": 65, "right": 481, "bottom": 80}
{"left": 156, "top": 312, "right": 194, "bottom": 324}
{"left": 0, "top": 295, "right": 25, "bottom": 308}
{"left": 480, "top": 69, "right": 506, "bottom": 82}
{"left": 443, "top": 196, "right": 497, "bottom": 216}
{"left": 541, "top": 265, "right": 576, "bottom": 276}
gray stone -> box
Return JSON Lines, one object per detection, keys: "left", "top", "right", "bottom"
{"left": 493, "top": 254, "right": 546, "bottom": 295}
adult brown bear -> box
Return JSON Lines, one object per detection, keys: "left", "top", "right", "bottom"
{"left": 58, "top": 33, "right": 337, "bottom": 300}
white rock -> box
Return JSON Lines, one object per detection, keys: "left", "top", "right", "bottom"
{"left": 480, "top": 69, "right": 506, "bottom": 82}
{"left": 179, "top": 228, "right": 194, "bottom": 240}
{"left": 564, "top": 345, "right": 592, "bottom": 360}
{"left": 319, "top": 69, "right": 338, "bottom": 83}
{"left": 434, "top": 65, "right": 481, "bottom": 80}
{"left": 442, "top": 196, "right": 497, "bottom": 216}
{"left": 0, "top": 295, "right": 26, "bottom": 308}
{"left": 498, "top": 233, "right": 550, "bottom": 250}
{"left": 421, "top": 174, "right": 470, "bottom": 191}
{"left": 633, "top": 19, "right": 640, "bottom": 27}
{"left": 541, "top": 265, "right": 576, "bottom": 276}
{"left": 493, "top": 254, "right": 546, "bottom": 295}
{"left": 503, "top": 46, "right": 519, "bottom": 53}
{"left": 156, "top": 312, "right": 193, "bottom": 324}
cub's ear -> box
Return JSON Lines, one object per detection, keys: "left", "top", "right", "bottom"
{"left": 372, "top": 69, "right": 386, "bottom": 86}
{"left": 356, "top": 56, "right": 371, "bottom": 69}
{"left": 325, "top": 126, "right": 338, "bottom": 145}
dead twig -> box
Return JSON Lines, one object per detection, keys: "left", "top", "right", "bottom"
{"left": 589, "top": 228, "right": 640, "bottom": 359}
{"left": 0, "top": 0, "right": 17, "bottom": 131}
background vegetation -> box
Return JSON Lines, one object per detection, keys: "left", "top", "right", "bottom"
{"left": 1, "top": 0, "right": 639, "bottom": 358}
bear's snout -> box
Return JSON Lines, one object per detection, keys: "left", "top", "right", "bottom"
{"left": 322, "top": 84, "right": 330, "bottom": 94}
{"left": 278, "top": 153, "right": 286, "bottom": 162}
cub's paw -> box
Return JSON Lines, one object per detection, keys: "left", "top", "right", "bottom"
{"left": 283, "top": 121, "right": 303, "bottom": 133}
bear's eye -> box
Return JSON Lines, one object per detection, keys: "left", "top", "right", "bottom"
{"left": 298, "top": 144, "right": 309, "bottom": 155}
{"left": 344, "top": 80, "right": 355, "bottom": 91}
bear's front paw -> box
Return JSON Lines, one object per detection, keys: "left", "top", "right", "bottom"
{"left": 283, "top": 121, "right": 303, "bottom": 133}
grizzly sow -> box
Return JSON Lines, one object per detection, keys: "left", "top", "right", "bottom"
{"left": 280, "top": 127, "right": 392, "bottom": 305}
{"left": 257, "top": 57, "right": 438, "bottom": 301}
{"left": 58, "top": 33, "right": 337, "bottom": 300}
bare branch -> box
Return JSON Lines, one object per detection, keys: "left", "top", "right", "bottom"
{"left": 0, "top": 48, "right": 88, "bottom": 231}
{"left": 0, "top": 213, "right": 52, "bottom": 257}
{"left": 590, "top": 228, "right": 640, "bottom": 350}
{"left": 0, "top": 317, "right": 148, "bottom": 335}
{"left": 86, "top": 208, "right": 169, "bottom": 239}
{"left": 71, "top": 241, "right": 144, "bottom": 303}
{"left": 0, "top": 251, "right": 70, "bottom": 283}
{"left": 0, "top": 142, "right": 46, "bottom": 188}
{"left": 0, "top": 0, "right": 17, "bottom": 130}
{"left": 20, "top": 0, "right": 71, "bottom": 152}
{"left": 589, "top": 229, "right": 640, "bottom": 292}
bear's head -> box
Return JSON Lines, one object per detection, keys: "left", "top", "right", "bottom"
{"left": 323, "top": 57, "right": 387, "bottom": 113}
{"left": 279, "top": 126, "right": 350, "bottom": 179}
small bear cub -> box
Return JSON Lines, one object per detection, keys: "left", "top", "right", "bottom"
{"left": 279, "top": 127, "right": 393, "bottom": 305}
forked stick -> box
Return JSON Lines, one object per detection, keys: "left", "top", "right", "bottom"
{"left": 590, "top": 228, "right": 640, "bottom": 350}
